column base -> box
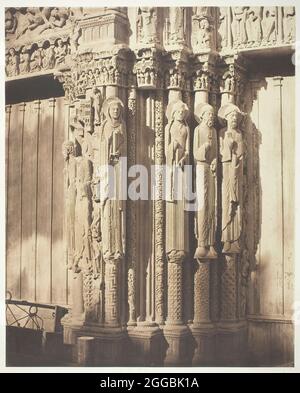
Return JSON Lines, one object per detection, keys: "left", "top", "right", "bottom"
{"left": 191, "top": 322, "right": 216, "bottom": 366}
{"left": 62, "top": 321, "right": 126, "bottom": 366}
{"left": 163, "top": 325, "right": 192, "bottom": 366}
{"left": 216, "top": 321, "right": 247, "bottom": 366}
{"left": 127, "top": 325, "right": 165, "bottom": 366}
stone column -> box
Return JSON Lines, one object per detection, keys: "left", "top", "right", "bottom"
{"left": 191, "top": 56, "right": 218, "bottom": 365}
{"left": 56, "top": 8, "right": 132, "bottom": 366}
{"left": 127, "top": 10, "right": 165, "bottom": 366}
{"left": 127, "top": 85, "right": 137, "bottom": 327}
{"left": 217, "top": 57, "right": 248, "bottom": 365}
{"left": 163, "top": 49, "right": 191, "bottom": 366}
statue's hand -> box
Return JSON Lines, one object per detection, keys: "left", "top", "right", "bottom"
{"left": 178, "top": 157, "right": 185, "bottom": 169}
{"left": 205, "top": 141, "right": 211, "bottom": 151}
{"left": 210, "top": 158, "right": 217, "bottom": 173}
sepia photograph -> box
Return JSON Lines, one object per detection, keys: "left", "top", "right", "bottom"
{"left": 3, "top": 2, "right": 298, "bottom": 371}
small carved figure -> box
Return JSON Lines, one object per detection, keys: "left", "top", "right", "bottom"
{"left": 90, "top": 87, "right": 103, "bottom": 128}
{"left": 7, "top": 48, "right": 19, "bottom": 76}
{"left": 5, "top": 8, "right": 17, "bottom": 34}
{"left": 94, "top": 68, "right": 101, "bottom": 85}
{"left": 30, "top": 48, "right": 43, "bottom": 72}
{"left": 283, "top": 6, "right": 295, "bottom": 43}
{"left": 42, "top": 45, "right": 56, "bottom": 69}
{"left": 55, "top": 38, "right": 68, "bottom": 66}
{"left": 16, "top": 7, "right": 50, "bottom": 39}
{"left": 48, "top": 7, "right": 69, "bottom": 28}
{"left": 262, "top": 6, "right": 276, "bottom": 43}
{"left": 137, "top": 7, "right": 157, "bottom": 45}
{"left": 198, "top": 17, "right": 213, "bottom": 48}
{"left": 218, "top": 7, "right": 227, "bottom": 48}
{"left": 231, "top": 7, "right": 248, "bottom": 45}
{"left": 5, "top": 53, "right": 10, "bottom": 77}
{"left": 19, "top": 47, "right": 31, "bottom": 74}
{"left": 246, "top": 7, "right": 262, "bottom": 45}
{"left": 169, "top": 7, "right": 185, "bottom": 44}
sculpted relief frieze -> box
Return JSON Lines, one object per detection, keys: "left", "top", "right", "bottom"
{"left": 5, "top": 7, "right": 295, "bottom": 80}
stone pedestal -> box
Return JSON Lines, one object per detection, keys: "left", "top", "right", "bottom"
{"left": 191, "top": 323, "right": 216, "bottom": 365}
{"left": 62, "top": 322, "right": 126, "bottom": 366}
{"left": 127, "top": 326, "right": 164, "bottom": 366}
{"left": 77, "top": 336, "right": 95, "bottom": 366}
{"left": 163, "top": 325, "right": 192, "bottom": 366}
{"left": 216, "top": 321, "right": 247, "bottom": 366}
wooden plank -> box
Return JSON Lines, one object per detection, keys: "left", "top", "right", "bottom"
{"left": 258, "top": 77, "right": 284, "bottom": 316}
{"left": 51, "top": 97, "right": 67, "bottom": 305}
{"left": 6, "top": 103, "right": 24, "bottom": 299}
{"left": 281, "top": 76, "right": 295, "bottom": 317}
{"left": 65, "top": 102, "right": 72, "bottom": 305}
{"left": 20, "top": 101, "right": 38, "bottom": 301}
{"left": 35, "top": 99, "right": 53, "bottom": 303}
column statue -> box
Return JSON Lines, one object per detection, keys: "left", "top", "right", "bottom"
{"left": 99, "top": 97, "right": 127, "bottom": 262}
{"left": 218, "top": 103, "right": 245, "bottom": 253}
{"left": 165, "top": 100, "right": 190, "bottom": 258}
{"left": 193, "top": 103, "right": 217, "bottom": 259}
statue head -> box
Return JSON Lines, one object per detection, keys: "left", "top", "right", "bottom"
{"left": 109, "top": 102, "right": 121, "bottom": 120}
{"left": 102, "top": 97, "right": 124, "bottom": 124}
{"left": 26, "top": 7, "right": 36, "bottom": 15}
{"left": 218, "top": 103, "right": 246, "bottom": 129}
{"left": 226, "top": 110, "right": 239, "bottom": 129}
{"left": 57, "top": 38, "right": 64, "bottom": 47}
{"left": 167, "top": 100, "right": 189, "bottom": 123}
{"left": 196, "top": 103, "right": 215, "bottom": 127}
{"left": 199, "top": 18, "right": 210, "bottom": 30}
{"left": 51, "top": 7, "right": 59, "bottom": 18}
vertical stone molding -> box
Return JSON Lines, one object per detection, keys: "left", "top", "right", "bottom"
{"left": 154, "top": 89, "right": 165, "bottom": 326}
{"left": 127, "top": 86, "right": 137, "bottom": 326}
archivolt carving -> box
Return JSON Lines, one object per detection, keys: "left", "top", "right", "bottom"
{"left": 192, "top": 7, "right": 214, "bottom": 51}
{"left": 137, "top": 7, "right": 158, "bottom": 46}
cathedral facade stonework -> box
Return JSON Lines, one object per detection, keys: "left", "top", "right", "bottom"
{"left": 5, "top": 6, "right": 295, "bottom": 366}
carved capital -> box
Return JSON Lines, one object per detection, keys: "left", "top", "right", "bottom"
{"left": 219, "top": 55, "right": 248, "bottom": 107}
{"left": 133, "top": 48, "right": 163, "bottom": 89}
{"left": 164, "top": 50, "right": 189, "bottom": 91}
{"left": 192, "top": 57, "right": 218, "bottom": 95}
{"left": 55, "top": 49, "right": 131, "bottom": 102}
{"left": 166, "top": 250, "right": 186, "bottom": 264}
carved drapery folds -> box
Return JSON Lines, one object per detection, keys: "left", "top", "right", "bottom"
{"left": 136, "top": 7, "right": 158, "bottom": 47}
{"left": 193, "top": 103, "right": 218, "bottom": 260}
{"left": 218, "top": 103, "right": 245, "bottom": 254}
{"left": 59, "top": 42, "right": 131, "bottom": 328}
{"left": 165, "top": 7, "right": 186, "bottom": 47}
{"left": 165, "top": 100, "right": 190, "bottom": 326}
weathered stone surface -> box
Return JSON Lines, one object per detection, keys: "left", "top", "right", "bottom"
{"left": 5, "top": 7, "right": 295, "bottom": 367}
